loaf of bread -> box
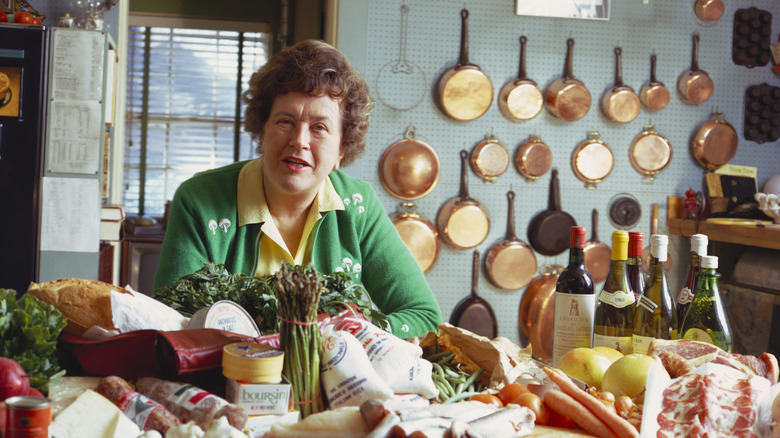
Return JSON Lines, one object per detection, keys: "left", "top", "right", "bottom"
{"left": 26, "top": 278, "right": 132, "bottom": 336}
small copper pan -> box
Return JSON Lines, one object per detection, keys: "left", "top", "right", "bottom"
{"left": 437, "top": 150, "right": 490, "bottom": 250}
{"left": 470, "top": 134, "right": 510, "bottom": 183}
{"left": 451, "top": 250, "right": 497, "bottom": 339}
{"left": 678, "top": 32, "right": 714, "bottom": 105}
{"left": 692, "top": 112, "right": 738, "bottom": 170}
{"left": 518, "top": 265, "right": 563, "bottom": 362}
{"left": 583, "top": 209, "right": 610, "bottom": 284}
{"left": 514, "top": 135, "right": 552, "bottom": 183}
{"left": 601, "top": 47, "right": 640, "bottom": 124}
{"left": 629, "top": 124, "right": 673, "bottom": 181}
{"left": 544, "top": 37, "right": 591, "bottom": 122}
{"left": 391, "top": 202, "right": 441, "bottom": 273}
{"left": 379, "top": 126, "right": 440, "bottom": 200}
{"left": 571, "top": 132, "right": 614, "bottom": 189}
{"left": 499, "top": 35, "right": 543, "bottom": 122}
{"left": 484, "top": 190, "right": 538, "bottom": 291}
{"left": 640, "top": 54, "right": 670, "bottom": 111}
{"left": 695, "top": 0, "right": 725, "bottom": 23}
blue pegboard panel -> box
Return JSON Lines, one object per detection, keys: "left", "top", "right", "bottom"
{"left": 342, "top": 0, "right": 780, "bottom": 346}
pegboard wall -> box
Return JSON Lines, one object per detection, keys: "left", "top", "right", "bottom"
{"left": 339, "top": 0, "right": 780, "bottom": 346}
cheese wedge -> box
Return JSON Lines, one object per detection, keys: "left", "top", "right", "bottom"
{"left": 52, "top": 389, "right": 140, "bottom": 438}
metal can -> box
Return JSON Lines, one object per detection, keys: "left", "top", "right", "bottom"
{"left": 5, "top": 396, "right": 52, "bottom": 438}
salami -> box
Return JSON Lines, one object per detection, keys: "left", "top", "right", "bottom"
{"left": 135, "top": 377, "right": 247, "bottom": 431}
{"left": 96, "top": 376, "right": 181, "bottom": 434}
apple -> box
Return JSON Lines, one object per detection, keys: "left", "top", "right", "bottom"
{"left": 0, "top": 357, "right": 30, "bottom": 401}
{"left": 601, "top": 353, "right": 667, "bottom": 404}
{"left": 557, "top": 347, "right": 613, "bottom": 390}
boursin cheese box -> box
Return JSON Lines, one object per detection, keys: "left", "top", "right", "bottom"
{"left": 225, "top": 376, "right": 293, "bottom": 415}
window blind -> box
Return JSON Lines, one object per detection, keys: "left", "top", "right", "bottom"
{"left": 124, "top": 23, "right": 269, "bottom": 217}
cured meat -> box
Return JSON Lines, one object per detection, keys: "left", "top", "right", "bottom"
{"left": 656, "top": 370, "right": 764, "bottom": 438}
{"left": 96, "top": 376, "right": 181, "bottom": 434}
{"left": 656, "top": 350, "right": 694, "bottom": 378}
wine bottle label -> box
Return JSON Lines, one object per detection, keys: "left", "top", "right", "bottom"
{"left": 677, "top": 287, "right": 694, "bottom": 305}
{"left": 683, "top": 328, "right": 733, "bottom": 352}
{"left": 552, "top": 292, "right": 596, "bottom": 367}
{"left": 593, "top": 333, "right": 633, "bottom": 355}
{"left": 598, "top": 289, "right": 636, "bottom": 308}
{"left": 638, "top": 294, "right": 658, "bottom": 312}
{"left": 632, "top": 335, "right": 654, "bottom": 355}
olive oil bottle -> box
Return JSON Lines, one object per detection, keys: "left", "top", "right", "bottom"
{"left": 593, "top": 231, "right": 635, "bottom": 354}
{"left": 633, "top": 234, "right": 678, "bottom": 355}
{"left": 680, "top": 255, "right": 733, "bottom": 352}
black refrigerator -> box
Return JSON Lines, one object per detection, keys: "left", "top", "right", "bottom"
{"left": 0, "top": 24, "right": 49, "bottom": 295}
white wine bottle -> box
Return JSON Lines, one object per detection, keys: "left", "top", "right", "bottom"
{"left": 680, "top": 255, "right": 733, "bottom": 352}
{"left": 633, "top": 234, "right": 678, "bottom": 355}
{"left": 593, "top": 231, "right": 636, "bottom": 354}
{"left": 676, "top": 234, "right": 708, "bottom": 331}
{"left": 552, "top": 226, "right": 595, "bottom": 367}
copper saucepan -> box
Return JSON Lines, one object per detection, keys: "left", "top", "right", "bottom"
{"left": 484, "top": 190, "right": 538, "bottom": 291}
{"left": 583, "top": 209, "right": 610, "bottom": 284}
{"left": 640, "top": 54, "right": 670, "bottom": 111}
{"left": 692, "top": 112, "right": 738, "bottom": 170}
{"left": 629, "top": 124, "right": 672, "bottom": 181}
{"left": 545, "top": 37, "right": 591, "bottom": 122}
{"left": 451, "top": 249, "right": 497, "bottom": 339}
{"left": 514, "top": 135, "right": 553, "bottom": 183}
{"left": 678, "top": 32, "right": 714, "bottom": 105}
{"left": 601, "top": 46, "right": 640, "bottom": 124}
{"left": 391, "top": 202, "right": 441, "bottom": 273}
{"left": 518, "top": 265, "right": 563, "bottom": 362}
{"left": 437, "top": 150, "right": 490, "bottom": 250}
{"left": 499, "top": 35, "right": 543, "bottom": 122}
{"left": 470, "top": 133, "right": 510, "bottom": 183}
{"left": 379, "top": 126, "right": 440, "bottom": 200}
{"left": 437, "top": 8, "right": 493, "bottom": 121}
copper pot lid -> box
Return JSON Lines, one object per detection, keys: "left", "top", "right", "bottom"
{"left": 571, "top": 132, "right": 614, "bottom": 189}
{"left": 379, "top": 126, "right": 440, "bottom": 200}
{"left": 515, "top": 135, "right": 552, "bottom": 182}
{"left": 391, "top": 202, "right": 441, "bottom": 273}
{"left": 692, "top": 112, "right": 738, "bottom": 170}
{"left": 470, "top": 134, "right": 510, "bottom": 183}
{"left": 629, "top": 125, "right": 673, "bottom": 181}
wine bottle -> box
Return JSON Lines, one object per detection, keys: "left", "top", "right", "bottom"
{"left": 680, "top": 255, "right": 733, "bottom": 352}
{"left": 633, "top": 234, "right": 678, "bottom": 355}
{"left": 676, "top": 234, "right": 708, "bottom": 331}
{"left": 593, "top": 231, "right": 636, "bottom": 354}
{"left": 552, "top": 226, "right": 595, "bottom": 366}
{"left": 626, "top": 231, "right": 645, "bottom": 302}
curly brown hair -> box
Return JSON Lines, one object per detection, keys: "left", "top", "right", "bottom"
{"left": 242, "top": 39, "right": 373, "bottom": 167}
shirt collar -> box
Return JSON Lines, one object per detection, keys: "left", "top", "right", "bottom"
{"left": 237, "top": 156, "right": 344, "bottom": 227}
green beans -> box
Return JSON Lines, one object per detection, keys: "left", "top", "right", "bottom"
{"left": 428, "top": 353, "right": 484, "bottom": 403}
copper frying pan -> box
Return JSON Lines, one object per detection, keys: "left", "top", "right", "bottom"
{"left": 499, "top": 35, "right": 543, "bottom": 122}
{"left": 678, "top": 32, "right": 714, "bottom": 105}
{"left": 391, "top": 202, "right": 441, "bottom": 273}
{"left": 518, "top": 265, "right": 563, "bottom": 362}
{"left": 451, "top": 250, "right": 497, "bottom": 339}
{"left": 514, "top": 135, "right": 552, "bottom": 183}
{"left": 692, "top": 112, "right": 738, "bottom": 170}
{"left": 437, "top": 8, "right": 493, "bottom": 121}
{"left": 437, "top": 150, "right": 490, "bottom": 250}
{"left": 601, "top": 47, "right": 640, "bottom": 124}
{"left": 470, "top": 133, "right": 510, "bottom": 183}
{"left": 379, "top": 126, "right": 440, "bottom": 200}
{"left": 583, "top": 209, "right": 610, "bottom": 283}
{"left": 640, "top": 54, "right": 670, "bottom": 111}
{"left": 544, "top": 38, "right": 591, "bottom": 122}
{"left": 629, "top": 124, "right": 672, "bottom": 181}
{"left": 484, "top": 190, "right": 538, "bottom": 291}
{"left": 527, "top": 168, "right": 577, "bottom": 257}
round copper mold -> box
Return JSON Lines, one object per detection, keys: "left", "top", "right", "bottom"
{"left": 379, "top": 126, "right": 440, "bottom": 200}
{"left": 571, "top": 132, "right": 614, "bottom": 189}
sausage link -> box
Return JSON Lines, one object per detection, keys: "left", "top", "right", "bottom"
{"left": 96, "top": 376, "right": 181, "bottom": 434}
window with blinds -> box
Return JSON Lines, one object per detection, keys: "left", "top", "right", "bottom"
{"left": 124, "top": 19, "right": 270, "bottom": 217}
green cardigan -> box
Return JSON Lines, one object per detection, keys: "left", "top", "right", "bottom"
{"left": 154, "top": 160, "right": 442, "bottom": 338}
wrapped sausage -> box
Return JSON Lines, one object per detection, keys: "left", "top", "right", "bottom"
{"left": 135, "top": 377, "right": 247, "bottom": 431}
{"left": 96, "top": 376, "right": 182, "bottom": 434}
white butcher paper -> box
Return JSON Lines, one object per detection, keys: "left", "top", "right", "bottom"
{"left": 111, "top": 286, "right": 190, "bottom": 333}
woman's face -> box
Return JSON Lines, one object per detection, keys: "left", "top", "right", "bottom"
{"left": 261, "top": 91, "right": 344, "bottom": 203}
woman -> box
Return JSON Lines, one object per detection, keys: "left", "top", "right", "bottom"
{"left": 154, "top": 39, "right": 441, "bottom": 338}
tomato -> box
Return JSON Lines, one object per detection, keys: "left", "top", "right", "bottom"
{"left": 468, "top": 393, "right": 504, "bottom": 408}
{"left": 497, "top": 382, "right": 530, "bottom": 406}
{"left": 32, "top": 16, "right": 41, "bottom": 25}
{"left": 546, "top": 405, "right": 576, "bottom": 429}
{"left": 13, "top": 12, "right": 34, "bottom": 24}
{"left": 513, "top": 392, "right": 549, "bottom": 425}
{"left": 0, "top": 12, "right": 8, "bottom": 22}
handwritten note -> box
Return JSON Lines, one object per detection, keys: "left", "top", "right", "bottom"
{"left": 40, "top": 177, "right": 100, "bottom": 253}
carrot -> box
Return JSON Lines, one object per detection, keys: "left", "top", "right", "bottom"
{"left": 543, "top": 367, "right": 639, "bottom": 438}
{"left": 544, "top": 390, "right": 618, "bottom": 438}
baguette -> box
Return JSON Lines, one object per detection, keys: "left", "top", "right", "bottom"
{"left": 26, "top": 278, "right": 132, "bottom": 336}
